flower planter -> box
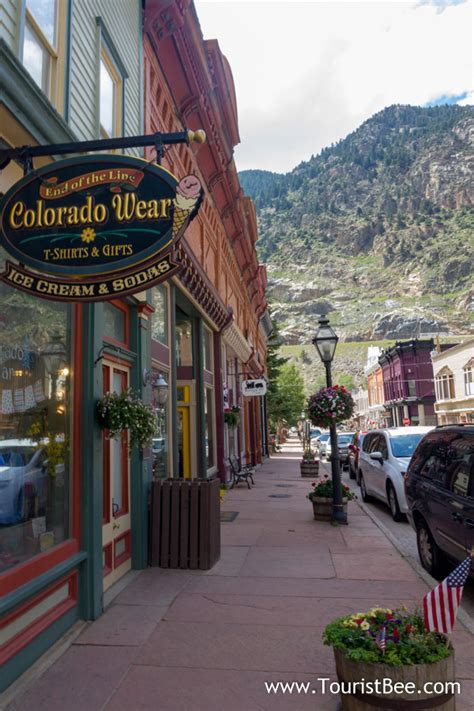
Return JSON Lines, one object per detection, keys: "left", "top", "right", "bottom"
{"left": 332, "top": 646, "right": 455, "bottom": 710}
{"left": 300, "top": 461, "right": 319, "bottom": 478}
{"left": 311, "top": 496, "right": 348, "bottom": 521}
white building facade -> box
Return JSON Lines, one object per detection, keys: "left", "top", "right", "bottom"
{"left": 432, "top": 339, "right": 474, "bottom": 425}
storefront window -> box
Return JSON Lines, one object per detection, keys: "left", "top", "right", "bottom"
{"left": 0, "top": 283, "right": 72, "bottom": 574}
{"left": 152, "top": 286, "right": 168, "bottom": 345}
{"left": 203, "top": 326, "right": 213, "bottom": 372}
{"left": 204, "top": 387, "right": 215, "bottom": 470}
{"left": 152, "top": 372, "right": 168, "bottom": 479}
{"left": 103, "top": 302, "right": 126, "bottom": 344}
{"left": 176, "top": 319, "right": 193, "bottom": 367}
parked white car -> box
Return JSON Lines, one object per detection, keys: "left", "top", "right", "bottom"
{"left": 0, "top": 439, "right": 48, "bottom": 525}
{"left": 358, "top": 427, "right": 433, "bottom": 521}
{"left": 314, "top": 432, "right": 330, "bottom": 458}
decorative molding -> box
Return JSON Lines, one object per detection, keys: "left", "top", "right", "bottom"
{"left": 223, "top": 322, "right": 253, "bottom": 363}
{"left": 175, "top": 242, "right": 229, "bottom": 330}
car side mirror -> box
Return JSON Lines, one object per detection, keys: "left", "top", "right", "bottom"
{"left": 370, "top": 451, "right": 384, "bottom": 464}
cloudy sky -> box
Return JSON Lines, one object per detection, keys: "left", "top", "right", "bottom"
{"left": 194, "top": 0, "right": 473, "bottom": 173}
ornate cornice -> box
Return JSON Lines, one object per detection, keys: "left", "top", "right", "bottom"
{"left": 223, "top": 322, "right": 253, "bottom": 363}
{"left": 175, "top": 241, "right": 229, "bottom": 330}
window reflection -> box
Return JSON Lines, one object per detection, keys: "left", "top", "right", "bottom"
{"left": 151, "top": 286, "right": 168, "bottom": 345}
{"left": 0, "top": 284, "right": 71, "bottom": 574}
{"left": 100, "top": 58, "right": 115, "bottom": 137}
{"left": 204, "top": 387, "right": 214, "bottom": 470}
{"left": 152, "top": 372, "right": 168, "bottom": 479}
{"left": 176, "top": 320, "right": 193, "bottom": 367}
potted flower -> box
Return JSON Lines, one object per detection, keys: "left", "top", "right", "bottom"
{"left": 300, "top": 447, "right": 319, "bottom": 478}
{"left": 323, "top": 607, "right": 455, "bottom": 709}
{"left": 307, "top": 475, "right": 356, "bottom": 520}
{"left": 97, "top": 388, "right": 157, "bottom": 449}
{"left": 307, "top": 385, "right": 355, "bottom": 429}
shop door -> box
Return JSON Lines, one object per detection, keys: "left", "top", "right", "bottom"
{"left": 102, "top": 362, "right": 132, "bottom": 590}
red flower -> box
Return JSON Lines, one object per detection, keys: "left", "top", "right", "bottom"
{"left": 392, "top": 627, "right": 399, "bottom": 641}
{"left": 386, "top": 613, "right": 394, "bottom": 621}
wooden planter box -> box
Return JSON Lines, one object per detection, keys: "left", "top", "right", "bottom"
{"left": 300, "top": 461, "right": 319, "bottom": 478}
{"left": 333, "top": 647, "right": 456, "bottom": 710}
{"left": 311, "top": 496, "right": 348, "bottom": 521}
{"left": 150, "top": 478, "right": 221, "bottom": 570}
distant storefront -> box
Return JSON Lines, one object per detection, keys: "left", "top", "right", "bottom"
{"left": 379, "top": 340, "right": 439, "bottom": 427}
{"left": 432, "top": 338, "right": 474, "bottom": 425}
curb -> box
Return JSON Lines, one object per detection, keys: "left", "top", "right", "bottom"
{"left": 355, "top": 496, "right": 474, "bottom": 636}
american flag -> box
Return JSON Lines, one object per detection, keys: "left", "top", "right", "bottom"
{"left": 423, "top": 555, "right": 472, "bottom": 634}
{"left": 375, "top": 625, "right": 386, "bottom": 654}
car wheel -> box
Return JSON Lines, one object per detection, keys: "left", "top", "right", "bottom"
{"left": 416, "top": 520, "right": 448, "bottom": 580}
{"left": 359, "top": 474, "right": 372, "bottom": 502}
{"left": 349, "top": 463, "right": 356, "bottom": 480}
{"left": 387, "top": 482, "right": 403, "bottom": 522}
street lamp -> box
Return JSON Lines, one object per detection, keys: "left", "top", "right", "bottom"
{"left": 312, "top": 315, "right": 347, "bottom": 525}
{"left": 42, "top": 333, "right": 67, "bottom": 401}
{"left": 153, "top": 373, "right": 169, "bottom": 408}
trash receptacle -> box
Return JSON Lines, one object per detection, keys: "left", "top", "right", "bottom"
{"left": 150, "top": 478, "right": 221, "bottom": 570}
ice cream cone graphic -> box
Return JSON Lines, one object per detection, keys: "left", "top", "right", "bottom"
{"left": 172, "top": 175, "right": 202, "bottom": 239}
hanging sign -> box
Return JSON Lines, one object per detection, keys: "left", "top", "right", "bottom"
{"left": 241, "top": 379, "right": 267, "bottom": 396}
{"left": 0, "top": 155, "right": 202, "bottom": 301}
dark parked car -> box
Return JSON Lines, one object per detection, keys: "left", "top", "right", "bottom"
{"left": 348, "top": 431, "right": 367, "bottom": 481}
{"left": 405, "top": 424, "right": 474, "bottom": 579}
{"left": 326, "top": 432, "right": 355, "bottom": 468}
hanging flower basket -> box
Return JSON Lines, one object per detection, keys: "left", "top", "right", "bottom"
{"left": 97, "top": 388, "right": 156, "bottom": 449}
{"left": 307, "top": 385, "right": 355, "bottom": 429}
{"left": 224, "top": 407, "right": 240, "bottom": 428}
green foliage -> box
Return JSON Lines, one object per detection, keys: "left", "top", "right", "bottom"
{"left": 308, "top": 476, "right": 357, "bottom": 501}
{"left": 97, "top": 388, "right": 156, "bottom": 449}
{"left": 267, "top": 348, "right": 306, "bottom": 428}
{"left": 224, "top": 410, "right": 239, "bottom": 428}
{"left": 323, "top": 607, "right": 452, "bottom": 667}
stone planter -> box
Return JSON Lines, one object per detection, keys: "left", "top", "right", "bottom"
{"left": 300, "top": 461, "right": 319, "bottom": 478}
{"left": 311, "top": 496, "right": 348, "bottom": 521}
{"left": 333, "top": 646, "right": 455, "bottom": 710}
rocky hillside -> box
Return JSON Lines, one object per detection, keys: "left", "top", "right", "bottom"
{"left": 239, "top": 104, "right": 474, "bottom": 344}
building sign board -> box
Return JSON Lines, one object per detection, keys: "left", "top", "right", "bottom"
{"left": 0, "top": 155, "right": 202, "bottom": 301}
{"left": 241, "top": 379, "right": 267, "bottom": 396}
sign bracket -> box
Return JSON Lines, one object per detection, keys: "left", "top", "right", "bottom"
{"left": 0, "top": 129, "right": 206, "bottom": 172}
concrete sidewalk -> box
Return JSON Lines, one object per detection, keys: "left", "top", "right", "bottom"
{"left": 5, "top": 439, "right": 474, "bottom": 710}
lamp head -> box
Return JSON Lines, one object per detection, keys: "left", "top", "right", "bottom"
{"left": 154, "top": 373, "right": 169, "bottom": 406}
{"left": 312, "top": 315, "right": 338, "bottom": 364}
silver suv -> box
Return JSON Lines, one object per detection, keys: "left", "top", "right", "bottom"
{"left": 358, "top": 427, "right": 433, "bottom": 521}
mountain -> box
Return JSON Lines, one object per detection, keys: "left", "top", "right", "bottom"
{"left": 239, "top": 104, "right": 474, "bottom": 344}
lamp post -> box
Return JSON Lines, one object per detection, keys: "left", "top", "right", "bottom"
{"left": 41, "top": 333, "right": 67, "bottom": 530}
{"left": 42, "top": 333, "right": 67, "bottom": 401}
{"left": 312, "top": 315, "right": 347, "bottom": 525}
{"left": 152, "top": 373, "right": 169, "bottom": 478}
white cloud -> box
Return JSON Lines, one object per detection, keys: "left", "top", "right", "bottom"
{"left": 195, "top": 0, "right": 473, "bottom": 172}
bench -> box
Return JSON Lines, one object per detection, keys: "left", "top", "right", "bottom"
{"left": 227, "top": 455, "right": 255, "bottom": 489}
